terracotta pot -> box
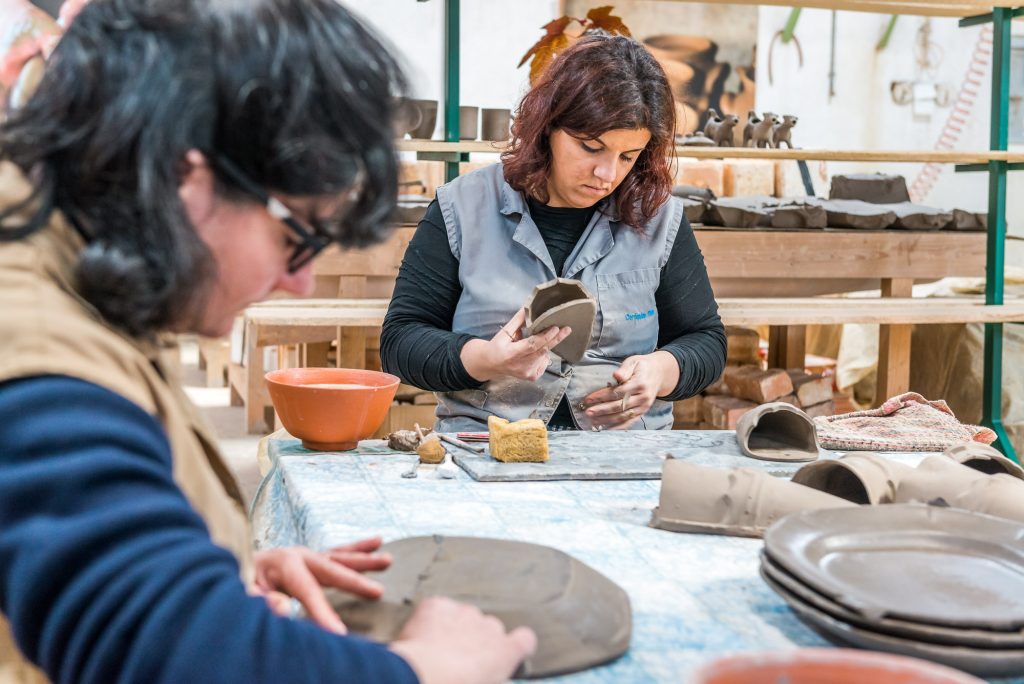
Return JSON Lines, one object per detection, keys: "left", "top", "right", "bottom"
{"left": 265, "top": 368, "right": 400, "bottom": 451}
{"left": 690, "top": 648, "right": 984, "bottom": 684}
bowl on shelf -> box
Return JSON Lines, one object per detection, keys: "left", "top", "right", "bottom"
{"left": 265, "top": 368, "right": 400, "bottom": 451}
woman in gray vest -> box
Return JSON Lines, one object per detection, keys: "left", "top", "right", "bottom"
{"left": 382, "top": 35, "right": 726, "bottom": 432}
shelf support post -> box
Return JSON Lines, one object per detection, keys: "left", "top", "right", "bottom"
{"left": 981, "top": 6, "right": 1017, "bottom": 461}
{"left": 443, "top": 0, "right": 461, "bottom": 182}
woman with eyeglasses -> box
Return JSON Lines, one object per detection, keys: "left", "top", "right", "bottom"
{"left": 382, "top": 35, "right": 727, "bottom": 433}
{"left": 0, "top": 1, "right": 534, "bottom": 683}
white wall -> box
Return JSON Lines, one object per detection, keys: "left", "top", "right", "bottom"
{"left": 756, "top": 6, "right": 1024, "bottom": 264}
{"left": 344, "top": 0, "right": 559, "bottom": 139}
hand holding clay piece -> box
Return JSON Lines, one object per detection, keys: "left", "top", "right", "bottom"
{"left": 330, "top": 536, "right": 632, "bottom": 679}
{"left": 523, "top": 278, "right": 596, "bottom": 363}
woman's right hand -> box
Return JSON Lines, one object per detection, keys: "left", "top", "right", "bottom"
{"left": 390, "top": 596, "right": 536, "bottom": 684}
{"left": 460, "top": 308, "right": 571, "bottom": 383}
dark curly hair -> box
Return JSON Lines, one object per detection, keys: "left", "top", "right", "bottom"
{"left": 0, "top": 0, "right": 405, "bottom": 336}
{"left": 501, "top": 34, "right": 675, "bottom": 230}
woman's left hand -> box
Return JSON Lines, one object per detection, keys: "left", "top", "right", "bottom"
{"left": 581, "top": 352, "right": 679, "bottom": 430}
{"left": 252, "top": 536, "right": 392, "bottom": 634}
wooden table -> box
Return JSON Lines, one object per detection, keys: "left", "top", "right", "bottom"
{"left": 250, "top": 433, "right": 1022, "bottom": 683}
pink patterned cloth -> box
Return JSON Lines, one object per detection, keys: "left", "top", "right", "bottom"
{"left": 813, "top": 392, "right": 998, "bottom": 452}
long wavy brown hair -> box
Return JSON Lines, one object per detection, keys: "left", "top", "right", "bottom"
{"left": 502, "top": 34, "right": 675, "bottom": 230}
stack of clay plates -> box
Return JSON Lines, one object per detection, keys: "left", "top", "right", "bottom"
{"left": 761, "top": 504, "right": 1024, "bottom": 678}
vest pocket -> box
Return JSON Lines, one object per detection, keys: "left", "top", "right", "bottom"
{"left": 596, "top": 268, "right": 661, "bottom": 358}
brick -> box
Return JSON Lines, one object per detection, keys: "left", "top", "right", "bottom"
{"left": 786, "top": 370, "right": 833, "bottom": 408}
{"left": 726, "top": 326, "right": 761, "bottom": 365}
{"left": 704, "top": 374, "right": 730, "bottom": 395}
{"left": 702, "top": 395, "right": 758, "bottom": 430}
{"left": 676, "top": 160, "right": 724, "bottom": 197}
{"left": 803, "top": 400, "right": 835, "bottom": 419}
{"left": 723, "top": 159, "right": 775, "bottom": 197}
{"left": 723, "top": 366, "right": 794, "bottom": 404}
{"left": 673, "top": 395, "right": 703, "bottom": 427}
{"left": 778, "top": 394, "right": 799, "bottom": 407}
{"left": 698, "top": 422, "right": 718, "bottom": 430}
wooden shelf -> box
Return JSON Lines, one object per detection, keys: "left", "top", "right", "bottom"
{"left": 658, "top": 0, "right": 1014, "bottom": 17}
{"left": 718, "top": 297, "right": 1024, "bottom": 326}
{"left": 673, "top": 148, "right": 1024, "bottom": 163}
{"left": 396, "top": 140, "right": 1024, "bottom": 164}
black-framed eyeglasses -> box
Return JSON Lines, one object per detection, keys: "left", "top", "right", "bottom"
{"left": 210, "top": 154, "right": 333, "bottom": 274}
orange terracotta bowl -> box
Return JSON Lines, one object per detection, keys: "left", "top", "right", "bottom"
{"left": 690, "top": 649, "right": 984, "bottom": 684}
{"left": 265, "top": 368, "right": 400, "bottom": 451}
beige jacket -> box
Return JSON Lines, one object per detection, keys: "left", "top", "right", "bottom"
{"left": 0, "top": 162, "right": 254, "bottom": 683}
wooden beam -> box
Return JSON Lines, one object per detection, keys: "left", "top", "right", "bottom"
{"left": 875, "top": 279, "right": 915, "bottom": 405}
{"left": 696, "top": 229, "right": 986, "bottom": 280}
{"left": 768, "top": 325, "right": 807, "bottom": 370}
{"left": 396, "top": 140, "right": 1024, "bottom": 164}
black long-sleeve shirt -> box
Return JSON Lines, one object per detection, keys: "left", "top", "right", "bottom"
{"left": 381, "top": 199, "right": 726, "bottom": 426}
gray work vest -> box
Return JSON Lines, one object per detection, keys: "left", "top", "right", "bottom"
{"left": 434, "top": 163, "right": 683, "bottom": 432}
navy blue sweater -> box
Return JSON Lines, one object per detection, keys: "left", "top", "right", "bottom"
{"left": 0, "top": 376, "right": 418, "bottom": 684}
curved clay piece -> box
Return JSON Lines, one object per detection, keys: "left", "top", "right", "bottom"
{"left": 650, "top": 458, "right": 853, "bottom": 538}
{"left": 735, "top": 402, "right": 820, "bottom": 462}
{"left": 791, "top": 452, "right": 914, "bottom": 504}
{"left": 894, "top": 455, "right": 1024, "bottom": 523}
{"left": 944, "top": 442, "right": 1024, "bottom": 481}
{"left": 524, "top": 278, "right": 596, "bottom": 363}
{"left": 327, "top": 535, "right": 632, "bottom": 679}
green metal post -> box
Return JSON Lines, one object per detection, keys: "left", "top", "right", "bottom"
{"left": 781, "top": 8, "right": 802, "bottom": 43}
{"left": 982, "top": 7, "right": 1017, "bottom": 461}
{"left": 444, "top": 0, "right": 460, "bottom": 182}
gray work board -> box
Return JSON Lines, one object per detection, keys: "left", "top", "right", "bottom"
{"left": 265, "top": 431, "right": 837, "bottom": 482}
{"left": 448, "top": 430, "right": 835, "bottom": 481}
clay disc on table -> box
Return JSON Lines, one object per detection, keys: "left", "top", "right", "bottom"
{"left": 328, "top": 535, "right": 632, "bottom": 678}
{"left": 764, "top": 504, "right": 1024, "bottom": 630}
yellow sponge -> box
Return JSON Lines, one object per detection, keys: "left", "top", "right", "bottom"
{"left": 488, "top": 416, "right": 549, "bottom": 463}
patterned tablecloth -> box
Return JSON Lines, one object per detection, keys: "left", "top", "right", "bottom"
{"left": 250, "top": 433, "right": 1022, "bottom": 684}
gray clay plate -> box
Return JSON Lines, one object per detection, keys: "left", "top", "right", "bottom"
{"left": 764, "top": 504, "right": 1024, "bottom": 630}
{"left": 760, "top": 553, "right": 1024, "bottom": 649}
{"left": 762, "top": 567, "right": 1024, "bottom": 678}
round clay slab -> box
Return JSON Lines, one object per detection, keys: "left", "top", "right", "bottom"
{"left": 765, "top": 504, "right": 1024, "bottom": 630}
{"left": 328, "top": 535, "right": 632, "bottom": 678}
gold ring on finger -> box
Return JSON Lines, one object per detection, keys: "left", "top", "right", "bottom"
{"left": 627, "top": 408, "right": 636, "bottom": 419}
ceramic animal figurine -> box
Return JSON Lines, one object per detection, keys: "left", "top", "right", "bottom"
{"left": 748, "top": 111, "right": 781, "bottom": 148}
{"left": 741, "top": 110, "right": 761, "bottom": 148}
{"left": 680, "top": 132, "right": 716, "bottom": 147}
{"left": 773, "top": 114, "right": 798, "bottom": 149}
{"left": 704, "top": 110, "right": 740, "bottom": 147}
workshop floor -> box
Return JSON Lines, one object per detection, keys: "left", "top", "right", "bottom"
{"left": 179, "top": 338, "right": 264, "bottom": 507}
